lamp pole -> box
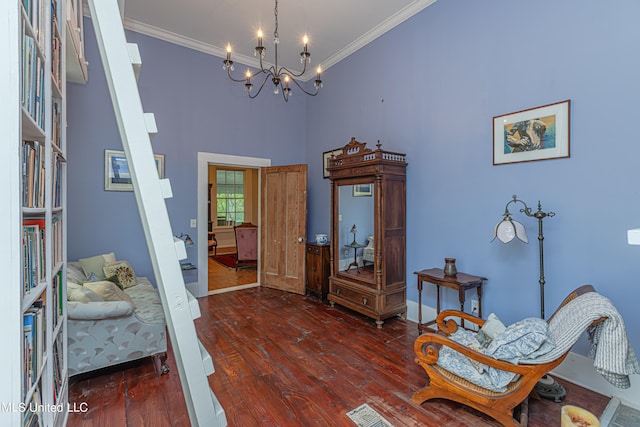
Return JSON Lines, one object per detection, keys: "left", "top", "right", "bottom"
{"left": 505, "top": 195, "right": 555, "bottom": 319}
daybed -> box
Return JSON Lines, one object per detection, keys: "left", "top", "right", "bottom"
{"left": 66, "top": 253, "right": 168, "bottom": 376}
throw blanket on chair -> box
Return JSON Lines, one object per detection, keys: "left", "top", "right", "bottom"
{"left": 533, "top": 292, "right": 640, "bottom": 388}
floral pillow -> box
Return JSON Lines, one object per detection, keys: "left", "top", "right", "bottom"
{"left": 103, "top": 261, "right": 138, "bottom": 289}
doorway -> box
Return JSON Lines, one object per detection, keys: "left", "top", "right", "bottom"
{"left": 195, "top": 153, "right": 271, "bottom": 298}
{"left": 207, "top": 166, "right": 258, "bottom": 294}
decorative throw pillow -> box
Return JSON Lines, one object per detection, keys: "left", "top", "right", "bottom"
{"left": 67, "top": 286, "right": 104, "bottom": 303}
{"left": 102, "top": 252, "right": 117, "bottom": 263}
{"left": 103, "top": 261, "right": 137, "bottom": 289}
{"left": 83, "top": 280, "right": 135, "bottom": 307}
{"left": 66, "top": 264, "right": 87, "bottom": 284}
{"left": 476, "top": 313, "right": 507, "bottom": 348}
{"left": 78, "top": 252, "right": 116, "bottom": 280}
{"left": 67, "top": 282, "right": 104, "bottom": 303}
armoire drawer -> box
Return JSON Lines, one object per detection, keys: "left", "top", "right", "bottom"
{"left": 331, "top": 284, "right": 376, "bottom": 310}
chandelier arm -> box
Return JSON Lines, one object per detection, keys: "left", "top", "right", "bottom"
{"left": 226, "top": 67, "right": 250, "bottom": 83}
{"left": 277, "top": 64, "right": 309, "bottom": 79}
{"left": 288, "top": 76, "right": 320, "bottom": 96}
{"left": 247, "top": 74, "right": 272, "bottom": 99}
{"left": 257, "top": 49, "right": 278, "bottom": 76}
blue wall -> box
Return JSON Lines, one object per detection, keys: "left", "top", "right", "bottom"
{"left": 306, "top": 0, "right": 640, "bottom": 355}
{"left": 67, "top": 0, "right": 640, "bottom": 358}
{"left": 67, "top": 19, "right": 307, "bottom": 280}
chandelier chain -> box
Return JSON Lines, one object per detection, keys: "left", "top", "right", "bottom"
{"left": 274, "top": 0, "right": 279, "bottom": 40}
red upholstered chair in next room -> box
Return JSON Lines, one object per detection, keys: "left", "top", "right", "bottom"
{"left": 233, "top": 223, "right": 258, "bottom": 270}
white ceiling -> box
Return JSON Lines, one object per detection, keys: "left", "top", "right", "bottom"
{"left": 118, "top": 0, "right": 437, "bottom": 81}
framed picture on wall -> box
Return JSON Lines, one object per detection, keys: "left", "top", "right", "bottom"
{"left": 104, "top": 149, "right": 165, "bottom": 191}
{"left": 493, "top": 100, "right": 570, "bottom": 165}
{"left": 353, "top": 183, "right": 372, "bottom": 197}
{"left": 322, "top": 148, "right": 343, "bottom": 178}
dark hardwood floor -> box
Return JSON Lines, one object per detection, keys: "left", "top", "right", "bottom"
{"left": 68, "top": 287, "right": 609, "bottom": 426}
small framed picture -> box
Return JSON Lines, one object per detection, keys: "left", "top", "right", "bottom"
{"left": 353, "top": 184, "right": 372, "bottom": 197}
{"left": 322, "top": 148, "right": 343, "bottom": 178}
{"left": 104, "top": 149, "right": 165, "bottom": 191}
{"left": 493, "top": 100, "right": 570, "bottom": 165}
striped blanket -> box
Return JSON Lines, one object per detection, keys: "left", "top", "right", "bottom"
{"left": 532, "top": 291, "right": 640, "bottom": 388}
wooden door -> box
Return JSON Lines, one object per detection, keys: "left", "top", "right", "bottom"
{"left": 260, "top": 165, "right": 307, "bottom": 294}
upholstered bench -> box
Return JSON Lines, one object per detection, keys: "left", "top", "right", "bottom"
{"left": 66, "top": 257, "right": 168, "bottom": 377}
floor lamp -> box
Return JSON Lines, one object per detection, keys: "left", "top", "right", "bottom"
{"left": 492, "top": 194, "right": 554, "bottom": 319}
{"left": 492, "top": 194, "right": 566, "bottom": 401}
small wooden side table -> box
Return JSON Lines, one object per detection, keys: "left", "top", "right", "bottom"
{"left": 414, "top": 268, "right": 486, "bottom": 334}
{"left": 344, "top": 242, "right": 366, "bottom": 273}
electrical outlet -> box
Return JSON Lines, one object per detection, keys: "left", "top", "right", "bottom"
{"left": 470, "top": 299, "right": 479, "bottom": 315}
{"left": 190, "top": 219, "right": 197, "bottom": 228}
{"left": 344, "top": 249, "right": 349, "bottom": 257}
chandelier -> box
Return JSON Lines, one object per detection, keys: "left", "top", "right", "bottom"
{"left": 222, "top": 0, "right": 323, "bottom": 102}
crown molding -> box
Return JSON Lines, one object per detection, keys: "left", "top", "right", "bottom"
{"left": 104, "top": 0, "right": 438, "bottom": 82}
{"left": 123, "top": 18, "right": 288, "bottom": 77}
{"left": 319, "top": 0, "right": 437, "bottom": 72}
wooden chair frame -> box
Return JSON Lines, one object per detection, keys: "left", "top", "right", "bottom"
{"left": 412, "top": 285, "right": 600, "bottom": 427}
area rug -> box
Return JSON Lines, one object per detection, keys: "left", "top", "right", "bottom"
{"left": 211, "top": 253, "right": 256, "bottom": 269}
{"left": 346, "top": 403, "right": 393, "bottom": 427}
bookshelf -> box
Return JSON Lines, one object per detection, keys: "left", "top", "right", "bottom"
{"left": 1, "top": 0, "right": 76, "bottom": 424}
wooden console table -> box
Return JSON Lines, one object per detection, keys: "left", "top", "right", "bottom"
{"left": 414, "top": 268, "right": 486, "bottom": 334}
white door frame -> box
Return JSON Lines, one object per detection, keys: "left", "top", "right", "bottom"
{"left": 194, "top": 152, "right": 271, "bottom": 297}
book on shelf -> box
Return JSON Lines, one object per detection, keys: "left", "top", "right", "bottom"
{"left": 22, "top": 227, "right": 40, "bottom": 292}
{"left": 23, "top": 312, "right": 35, "bottom": 394}
{"left": 51, "top": 270, "right": 63, "bottom": 325}
{"left": 51, "top": 29, "right": 61, "bottom": 90}
{"left": 22, "top": 219, "right": 46, "bottom": 293}
{"left": 51, "top": 98, "right": 61, "bottom": 149}
{"left": 52, "top": 336, "right": 63, "bottom": 403}
{"left": 51, "top": 152, "right": 63, "bottom": 208}
{"left": 23, "top": 299, "right": 45, "bottom": 396}
{"left": 21, "top": 32, "right": 45, "bottom": 129}
{"left": 51, "top": 215, "right": 62, "bottom": 264}
{"left": 22, "top": 141, "right": 46, "bottom": 208}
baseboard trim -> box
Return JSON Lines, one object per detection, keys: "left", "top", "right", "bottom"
{"left": 208, "top": 282, "right": 258, "bottom": 295}
{"left": 406, "top": 299, "right": 639, "bottom": 410}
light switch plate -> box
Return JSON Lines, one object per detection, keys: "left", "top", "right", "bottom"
{"left": 190, "top": 219, "right": 197, "bottom": 228}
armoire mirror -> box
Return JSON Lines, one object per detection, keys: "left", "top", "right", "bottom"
{"left": 336, "top": 183, "right": 375, "bottom": 284}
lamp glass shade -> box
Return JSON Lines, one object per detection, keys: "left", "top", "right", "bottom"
{"left": 493, "top": 219, "right": 528, "bottom": 244}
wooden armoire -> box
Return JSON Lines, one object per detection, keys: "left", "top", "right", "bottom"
{"left": 327, "top": 138, "right": 407, "bottom": 328}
